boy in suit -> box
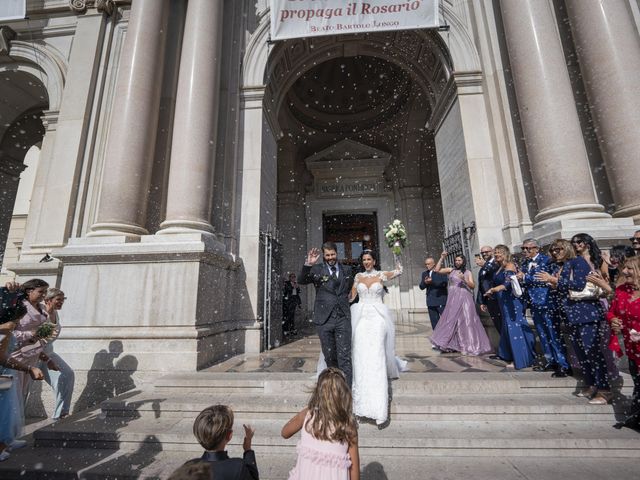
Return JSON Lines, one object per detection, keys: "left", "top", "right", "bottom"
{"left": 184, "top": 405, "right": 259, "bottom": 480}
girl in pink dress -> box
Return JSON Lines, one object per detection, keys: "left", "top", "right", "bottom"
{"left": 282, "top": 368, "right": 360, "bottom": 480}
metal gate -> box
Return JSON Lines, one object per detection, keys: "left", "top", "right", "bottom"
{"left": 259, "top": 228, "right": 282, "bottom": 350}
{"left": 442, "top": 221, "right": 476, "bottom": 266}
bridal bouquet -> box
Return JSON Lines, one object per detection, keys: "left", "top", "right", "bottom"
{"left": 384, "top": 219, "right": 408, "bottom": 255}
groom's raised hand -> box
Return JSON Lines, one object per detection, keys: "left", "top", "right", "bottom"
{"left": 306, "top": 248, "right": 321, "bottom": 265}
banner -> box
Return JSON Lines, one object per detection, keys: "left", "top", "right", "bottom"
{"left": 270, "top": 0, "right": 440, "bottom": 41}
{"left": 0, "top": 0, "right": 26, "bottom": 21}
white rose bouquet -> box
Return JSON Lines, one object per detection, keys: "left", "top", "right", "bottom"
{"left": 384, "top": 219, "right": 408, "bottom": 255}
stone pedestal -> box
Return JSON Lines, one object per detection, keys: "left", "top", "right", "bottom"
{"left": 528, "top": 218, "right": 638, "bottom": 249}
{"left": 52, "top": 234, "right": 259, "bottom": 372}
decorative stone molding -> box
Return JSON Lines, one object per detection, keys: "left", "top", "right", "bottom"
{"left": 0, "top": 26, "right": 16, "bottom": 58}
{"left": 69, "top": 0, "right": 127, "bottom": 16}
{"left": 41, "top": 110, "right": 60, "bottom": 133}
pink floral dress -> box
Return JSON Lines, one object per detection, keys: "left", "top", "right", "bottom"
{"left": 288, "top": 414, "right": 352, "bottom": 480}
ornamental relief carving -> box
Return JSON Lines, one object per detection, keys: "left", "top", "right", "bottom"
{"left": 69, "top": 0, "right": 123, "bottom": 16}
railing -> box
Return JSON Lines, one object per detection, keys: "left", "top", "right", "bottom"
{"left": 442, "top": 221, "right": 476, "bottom": 266}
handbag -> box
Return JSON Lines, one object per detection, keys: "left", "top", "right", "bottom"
{"left": 568, "top": 268, "right": 604, "bottom": 301}
{"left": 509, "top": 274, "right": 523, "bottom": 298}
{"left": 0, "top": 375, "right": 12, "bottom": 391}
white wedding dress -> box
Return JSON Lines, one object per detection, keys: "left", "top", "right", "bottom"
{"left": 316, "top": 266, "right": 408, "bottom": 425}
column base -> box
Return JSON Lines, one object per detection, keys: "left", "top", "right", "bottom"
{"left": 157, "top": 219, "right": 215, "bottom": 236}
{"left": 613, "top": 204, "right": 640, "bottom": 224}
{"left": 87, "top": 222, "right": 148, "bottom": 239}
{"left": 527, "top": 217, "right": 638, "bottom": 248}
{"left": 51, "top": 234, "right": 260, "bottom": 373}
{"left": 534, "top": 203, "right": 610, "bottom": 224}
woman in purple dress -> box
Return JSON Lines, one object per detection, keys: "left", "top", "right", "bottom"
{"left": 430, "top": 252, "right": 493, "bottom": 355}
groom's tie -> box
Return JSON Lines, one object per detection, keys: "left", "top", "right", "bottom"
{"left": 329, "top": 265, "right": 337, "bottom": 279}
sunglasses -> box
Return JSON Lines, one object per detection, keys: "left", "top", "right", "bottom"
{"left": 480, "top": 251, "right": 492, "bottom": 255}
{"left": 571, "top": 240, "right": 583, "bottom": 245}
{"left": 630, "top": 238, "right": 640, "bottom": 244}
{"left": 550, "top": 248, "right": 562, "bottom": 254}
{"left": 521, "top": 247, "right": 538, "bottom": 251}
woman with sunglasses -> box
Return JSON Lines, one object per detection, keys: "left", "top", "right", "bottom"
{"left": 485, "top": 245, "right": 536, "bottom": 369}
{"left": 535, "top": 239, "right": 574, "bottom": 377}
{"left": 608, "top": 256, "right": 640, "bottom": 430}
{"left": 559, "top": 234, "right": 612, "bottom": 404}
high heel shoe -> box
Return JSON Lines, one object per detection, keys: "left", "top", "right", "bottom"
{"left": 588, "top": 390, "right": 613, "bottom": 405}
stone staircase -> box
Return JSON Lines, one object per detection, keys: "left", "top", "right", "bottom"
{"left": 1, "top": 371, "right": 639, "bottom": 479}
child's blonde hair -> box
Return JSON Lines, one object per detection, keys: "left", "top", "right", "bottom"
{"left": 306, "top": 367, "right": 358, "bottom": 444}
{"left": 193, "top": 405, "right": 234, "bottom": 450}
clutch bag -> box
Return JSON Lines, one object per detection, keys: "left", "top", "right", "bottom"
{"left": 509, "top": 274, "right": 523, "bottom": 298}
{"left": 0, "top": 374, "right": 13, "bottom": 391}
{"left": 568, "top": 281, "right": 604, "bottom": 301}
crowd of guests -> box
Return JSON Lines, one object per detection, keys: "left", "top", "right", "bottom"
{"left": 421, "top": 230, "right": 640, "bottom": 425}
{"left": 0, "top": 280, "right": 74, "bottom": 462}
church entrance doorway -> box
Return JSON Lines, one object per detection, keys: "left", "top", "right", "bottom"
{"left": 322, "top": 213, "right": 378, "bottom": 268}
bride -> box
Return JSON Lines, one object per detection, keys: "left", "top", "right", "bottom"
{"left": 349, "top": 250, "right": 406, "bottom": 425}
{"left": 315, "top": 250, "right": 407, "bottom": 425}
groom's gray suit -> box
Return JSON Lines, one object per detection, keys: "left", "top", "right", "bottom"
{"left": 299, "top": 261, "right": 354, "bottom": 386}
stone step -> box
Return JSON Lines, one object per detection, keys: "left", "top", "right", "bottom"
{"left": 0, "top": 449, "right": 637, "bottom": 480}
{"left": 33, "top": 411, "right": 640, "bottom": 455}
{"left": 99, "top": 389, "right": 630, "bottom": 422}
{"left": 154, "top": 371, "right": 632, "bottom": 395}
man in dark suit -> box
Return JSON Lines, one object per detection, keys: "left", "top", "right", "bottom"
{"left": 418, "top": 257, "right": 448, "bottom": 335}
{"left": 517, "top": 238, "right": 569, "bottom": 375}
{"left": 299, "top": 242, "right": 354, "bottom": 386}
{"left": 475, "top": 246, "right": 502, "bottom": 337}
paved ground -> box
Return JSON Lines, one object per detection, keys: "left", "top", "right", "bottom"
{"left": 204, "top": 314, "right": 618, "bottom": 375}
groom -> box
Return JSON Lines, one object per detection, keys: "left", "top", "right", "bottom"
{"left": 299, "top": 242, "right": 354, "bottom": 387}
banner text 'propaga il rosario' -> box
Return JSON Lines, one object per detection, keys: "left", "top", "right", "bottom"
{"left": 270, "top": 0, "right": 440, "bottom": 41}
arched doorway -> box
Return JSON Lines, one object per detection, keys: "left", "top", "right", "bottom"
{"left": 239, "top": 6, "right": 510, "bottom": 352}
{"left": 265, "top": 32, "right": 453, "bottom": 334}
{"left": 0, "top": 70, "right": 48, "bottom": 282}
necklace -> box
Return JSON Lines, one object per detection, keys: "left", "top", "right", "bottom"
{"left": 360, "top": 269, "right": 380, "bottom": 278}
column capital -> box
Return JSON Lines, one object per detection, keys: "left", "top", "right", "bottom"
{"left": 68, "top": 0, "right": 129, "bottom": 16}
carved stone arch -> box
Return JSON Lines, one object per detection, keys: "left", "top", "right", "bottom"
{"left": 2, "top": 41, "right": 68, "bottom": 111}
{"left": 439, "top": 1, "right": 482, "bottom": 71}
{"left": 242, "top": 11, "right": 271, "bottom": 88}
{"left": 262, "top": 30, "right": 456, "bottom": 135}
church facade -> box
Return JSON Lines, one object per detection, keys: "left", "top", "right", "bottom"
{"left": 1, "top": 0, "right": 639, "bottom": 380}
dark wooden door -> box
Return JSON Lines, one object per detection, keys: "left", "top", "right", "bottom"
{"left": 322, "top": 213, "right": 378, "bottom": 267}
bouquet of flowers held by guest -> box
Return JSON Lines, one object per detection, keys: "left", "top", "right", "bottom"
{"left": 36, "top": 322, "right": 56, "bottom": 341}
{"left": 384, "top": 219, "right": 408, "bottom": 255}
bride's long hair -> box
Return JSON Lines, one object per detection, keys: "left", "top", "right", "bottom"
{"left": 306, "top": 368, "right": 358, "bottom": 444}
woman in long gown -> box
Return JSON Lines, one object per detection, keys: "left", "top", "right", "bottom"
{"left": 430, "top": 252, "right": 493, "bottom": 355}
{"left": 485, "top": 244, "right": 536, "bottom": 369}
{"left": 348, "top": 250, "right": 406, "bottom": 426}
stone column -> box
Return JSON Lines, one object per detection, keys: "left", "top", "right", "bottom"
{"left": 89, "top": 0, "right": 170, "bottom": 237}
{"left": 158, "top": 0, "right": 224, "bottom": 235}
{"left": 499, "top": 0, "right": 608, "bottom": 223}
{"left": 565, "top": 0, "right": 640, "bottom": 221}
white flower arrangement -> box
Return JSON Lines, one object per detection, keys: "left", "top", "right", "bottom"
{"left": 383, "top": 219, "right": 408, "bottom": 255}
